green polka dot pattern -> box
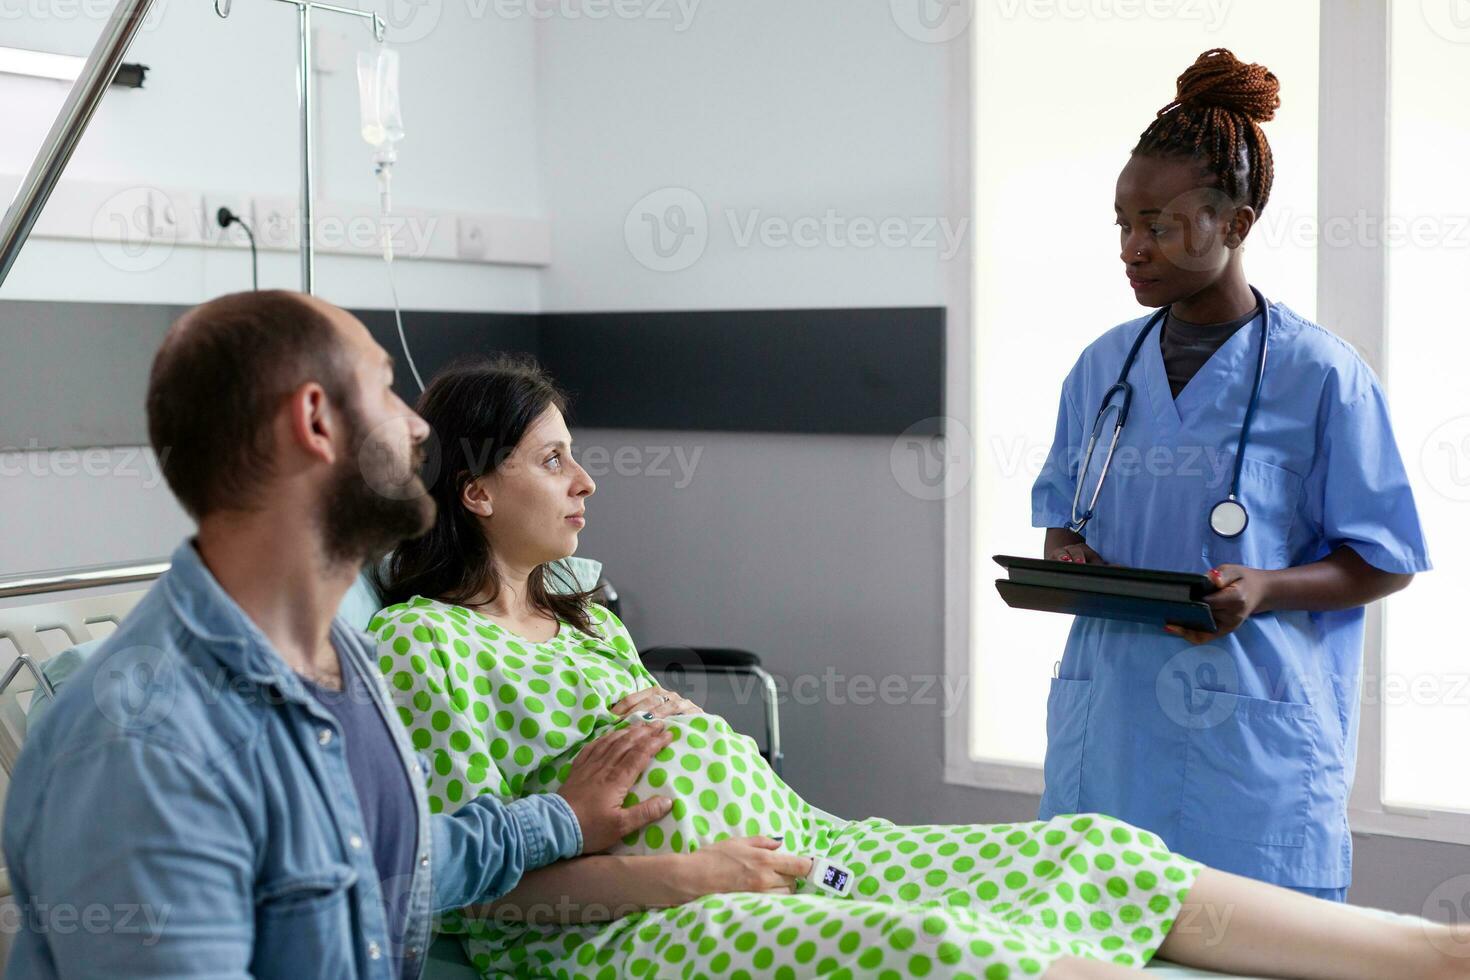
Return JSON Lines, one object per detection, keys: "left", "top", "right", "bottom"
{"left": 372, "top": 597, "right": 1202, "bottom": 977}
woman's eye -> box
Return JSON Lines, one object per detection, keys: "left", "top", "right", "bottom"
{"left": 545, "top": 452, "right": 563, "bottom": 470}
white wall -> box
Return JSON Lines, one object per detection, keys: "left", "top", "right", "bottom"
{"left": 535, "top": 1, "right": 954, "bottom": 311}
{"left": 0, "top": 0, "right": 543, "bottom": 310}
{"left": 533, "top": 1, "right": 967, "bottom": 825}
{"left": 1, "top": 0, "right": 547, "bottom": 574}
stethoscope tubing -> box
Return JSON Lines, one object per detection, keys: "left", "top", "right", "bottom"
{"left": 1068, "top": 285, "right": 1269, "bottom": 535}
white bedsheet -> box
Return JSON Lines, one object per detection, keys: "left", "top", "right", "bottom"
{"left": 423, "top": 906, "right": 1428, "bottom": 979}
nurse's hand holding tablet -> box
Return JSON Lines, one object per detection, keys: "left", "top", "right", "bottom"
{"left": 1029, "top": 49, "right": 1431, "bottom": 902}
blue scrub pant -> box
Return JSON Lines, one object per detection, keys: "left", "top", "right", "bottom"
{"left": 1289, "top": 885, "right": 1348, "bottom": 903}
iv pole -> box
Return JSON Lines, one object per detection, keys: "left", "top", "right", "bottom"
{"left": 0, "top": 0, "right": 156, "bottom": 288}
{"left": 215, "top": 0, "right": 385, "bottom": 294}
{"left": 0, "top": 0, "right": 386, "bottom": 294}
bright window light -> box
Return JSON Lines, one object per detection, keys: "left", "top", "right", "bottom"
{"left": 969, "top": 1, "right": 1319, "bottom": 770}
{"left": 1382, "top": 1, "right": 1470, "bottom": 814}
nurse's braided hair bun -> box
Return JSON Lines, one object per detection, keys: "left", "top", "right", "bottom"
{"left": 1133, "top": 48, "right": 1280, "bottom": 214}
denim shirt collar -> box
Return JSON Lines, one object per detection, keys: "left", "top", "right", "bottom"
{"left": 162, "top": 538, "right": 434, "bottom": 977}
{"left": 163, "top": 539, "right": 345, "bottom": 705}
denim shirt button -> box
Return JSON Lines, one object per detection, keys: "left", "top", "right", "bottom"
{"left": 367, "top": 940, "right": 381, "bottom": 960}
{"left": 419, "top": 852, "right": 429, "bottom": 868}
{"left": 408, "top": 945, "right": 422, "bottom": 959}
{"left": 349, "top": 834, "right": 364, "bottom": 850}
{"left": 318, "top": 728, "right": 333, "bottom": 746}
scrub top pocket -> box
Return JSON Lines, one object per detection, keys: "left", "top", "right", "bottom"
{"left": 1179, "top": 690, "right": 1317, "bottom": 847}
{"left": 1201, "top": 455, "right": 1304, "bottom": 571}
{"left": 1040, "top": 677, "right": 1092, "bottom": 816}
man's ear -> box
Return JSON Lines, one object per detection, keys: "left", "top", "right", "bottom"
{"left": 285, "top": 382, "right": 339, "bottom": 465}
{"left": 461, "top": 475, "right": 493, "bottom": 518}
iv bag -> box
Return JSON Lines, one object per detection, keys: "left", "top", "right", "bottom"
{"left": 358, "top": 45, "right": 404, "bottom": 151}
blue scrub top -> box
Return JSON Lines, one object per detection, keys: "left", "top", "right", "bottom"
{"left": 1031, "top": 297, "right": 1431, "bottom": 890}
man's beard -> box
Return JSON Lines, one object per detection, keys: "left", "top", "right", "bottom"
{"left": 319, "top": 409, "right": 436, "bottom": 568}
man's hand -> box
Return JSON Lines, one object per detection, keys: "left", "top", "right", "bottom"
{"left": 1166, "top": 564, "right": 1271, "bottom": 645}
{"left": 557, "top": 725, "right": 674, "bottom": 853}
{"left": 672, "top": 837, "right": 815, "bottom": 901}
{"left": 1051, "top": 541, "right": 1106, "bottom": 564}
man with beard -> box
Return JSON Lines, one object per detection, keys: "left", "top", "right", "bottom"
{"left": 2, "top": 291, "right": 674, "bottom": 979}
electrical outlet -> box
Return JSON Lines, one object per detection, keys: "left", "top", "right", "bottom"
{"left": 456, "top": 215, "right": 488, "bottom": 260}
{"left": 147, "top": 189, "right": 177, "bottom": 240}
{"left": 152, "top": 187, "right": 203, "bottom": 246}
{"left": 253, "top": 196, "right": 299, "bottom": 251}
{"left": 88, "top": 184, "right": 178, "bottom": 273}
{"left": 202, "top": 194, "right": 252, "bottom": 246}
{"left": 91, "top": 185, "right": 152, "bottom": 249}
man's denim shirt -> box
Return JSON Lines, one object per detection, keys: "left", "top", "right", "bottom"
{"left": 2, "top": 539, "right": 583, "bottom": 979}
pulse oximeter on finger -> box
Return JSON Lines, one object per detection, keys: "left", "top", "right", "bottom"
{"left": 801, "top": 857, "right": 854, "bottom": 898}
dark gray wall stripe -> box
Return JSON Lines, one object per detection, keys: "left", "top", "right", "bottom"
{"left": 537, "top": 308, "right": 944, "bottom": 436}
{"left": 2, "top": 301, "right": 944, "bottom": 449}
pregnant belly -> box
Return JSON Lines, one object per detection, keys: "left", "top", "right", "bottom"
{"left": 528, "top": 713, "right": 814, "bottom": 855}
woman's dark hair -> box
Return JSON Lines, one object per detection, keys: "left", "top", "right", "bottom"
{"left": 1133, "top": 48, "right": 1280, "bottom": 215}
{"left": 376, "top": 354, "right": 599, "bottom": 635}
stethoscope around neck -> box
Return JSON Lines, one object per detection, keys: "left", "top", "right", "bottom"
{"left": 1068, "top": 284, "right": 1270, "bottom": 540}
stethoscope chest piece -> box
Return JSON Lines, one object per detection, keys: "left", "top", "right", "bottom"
{"left": 1209, "top": 496, "right": 1249, "bottom": 538}
{"left": 1069, "top": 285, "right": 1271, "bottom": 542}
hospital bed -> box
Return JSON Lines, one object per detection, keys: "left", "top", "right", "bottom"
{"left": 0, "top": 560, "right": 1430, "bottom": 979}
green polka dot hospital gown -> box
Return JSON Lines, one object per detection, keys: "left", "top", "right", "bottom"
{"left": 371, "top": 597, "right": 1202, "bottom": 979}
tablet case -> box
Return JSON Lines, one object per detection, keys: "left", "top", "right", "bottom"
{"left": 992, "top": 555, "right": 1218, "bottom": 632}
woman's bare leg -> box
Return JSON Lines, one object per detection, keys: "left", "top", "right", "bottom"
{"left": 1041, "top": 956, "right": 1139, "bottom": 978}
{"left": 1154, "top": 867, "right": 1470, "bottom": 979}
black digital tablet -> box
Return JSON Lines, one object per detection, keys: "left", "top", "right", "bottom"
{"left": 994, "top": 555, "right": 1215, "bottom": 595}
{"left": 992, "top": 555, "right": 1218, "bottom": 632}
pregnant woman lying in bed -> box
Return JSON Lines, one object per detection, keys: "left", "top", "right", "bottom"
{"left": 369, "top": 357, "right": 1468, "bottom": 980}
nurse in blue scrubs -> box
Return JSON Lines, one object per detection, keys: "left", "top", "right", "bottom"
{"left": 1031, "top": 48, "right": 1431, "bottom": 901}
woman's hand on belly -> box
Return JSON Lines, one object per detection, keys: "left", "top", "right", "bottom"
{"left": 673, "top": 837, "right": 814, "bottom": 901}
{"left": 612, "top": 685, "right": 702, "bottom": 721}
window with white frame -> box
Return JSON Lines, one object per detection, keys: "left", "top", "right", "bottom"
{"left": 952, "top": 0, "right": 1470, "bottom": 844}
{"left": 959, "top": 0, "right": 1319, "bottom": 787}
{"left": 1380, "top": 1, "right": 1470, "bottom": 819}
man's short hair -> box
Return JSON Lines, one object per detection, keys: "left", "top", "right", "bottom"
{"left": 147, "top": 290, "right": 354, "bottom": 519}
